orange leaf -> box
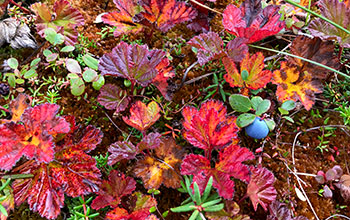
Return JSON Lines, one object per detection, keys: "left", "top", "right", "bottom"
{"left": 224, "top": 52, "right": 272, "bottom": 92}
{"left": 272, "top": 62, "right": 322, "bottom": 110}
{"left": 123, "top": 101, "right": 161, "bottom": 132}
{"left": 1, "top": 93, "right": 31, "bottom": 124}
{"left": 133, "top": 137, "right": 185, "bottom": 189}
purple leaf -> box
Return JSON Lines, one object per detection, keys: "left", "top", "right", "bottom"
{"left": 108, "top": 141, "right": 138, "bottom": 166}
{"left": 97, "top": 84, "right": 130, "bottom": 113}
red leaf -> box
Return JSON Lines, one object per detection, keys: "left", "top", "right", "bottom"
{"left": 97, "top": 84, "right": 130, "bottom": 113}
{"left": 182, "top": 100, "right": 239, "bottom": 152}
{"left": 108, "top": 141, "right": 138, "bottom": 166}
{"left": 12, "top": 123, "right": 102, "bottom": 219}
{"left": 222, "top": 0, "right": 284, "bottom": 43}
{"left": 247, "top": 165, "right": 277, "bottom": 211}
{"left": 0, "top": 104, "right": 70, "bottom": 170}
{"left": 123, "top": 101, "right": 161, "bottom": 132}
{"left": 91, "top": 171, "right": 136, "bottom": 210}
{"left": 152, "top": 58, "right": 175, "bottom": 101}
{"left": 181, "top": 144, "right": 254, "bottom": 199}
{"left": 224, "top": 52, "right": 272, "bottom": 92}
{"left": 136, "top": 132, "right": 162, "bottom": 151}
{"left": 225, "top": 37, "right": 249, "bottom": 63}
{"left": 100, "top": 0, "right": 143, "bottom": 37}
{"left": 99, "top": 41, "right": 166, "bottom": 87}
{"left": 138, "top": 0, "right": 197, "bottom": 32}
{"left": 105, "top": 192, "right": 157, "bottom": 220}
{"left": 134, "top": 137, "right": 185, "bottom": 189}
{"left": 31, "top": 0, "right": 84, "bottom": 45}
{"left": 5, "top": 93, "right": 30, "bottom": 122}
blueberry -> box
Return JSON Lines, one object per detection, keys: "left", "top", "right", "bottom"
{"left": 245, "top": 117, "right": 269, "bottom": 139}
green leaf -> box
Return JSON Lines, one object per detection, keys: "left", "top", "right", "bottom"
{"left": 265, "top": 119, "right": 276, "bottom": 131}
{"left": 201, "top": 176, "right": 213, "bottom": 202}
{"left": 251, "top": 96, "right": 263, "bottom": 111}
{"left": 61, "top": 45, "right": 75, "bottom": 52}
{"left": 281, "top": 100, "right": 296, "bottom": 111}
{"left": 149, "top": 206, "right": 156, "bottom": 213}
{"left": 162, "top": 211, "right": 169, "bottom": 217}
{"left": 69, "top": 74, "right": 85, "bottom": 96}
{"left": 283, "top": 116, "right": 294, "bottom": 123}
{"left": 0, "top": 204, "right": 8, "bottom": 217}
{"left": 6, "top": 73, "right": 16, "bottom": 87}
{"left": 44, "top": 28, "right": 64, "bottom": 45}
{"left": 203, "top": 203, "right": 224, "bottom": 212}
{"left": 30, "top": 58, "right": 41, "bottom": 67}
{"left": 43, "top": 49, "right": 52, "bottom": 57}
{"left": 82, "top": 54, "right": 98, "bottom": 70}
{"left": 229, "top": 94, "right": 252, "bottom": 112}
{"left": 170, "top": 203, "right": 195, "bottom": 212}
{"left": 82, "top": 68, "right": 98, "bottom": 82}
{"left": 241, "top": 69, "right": 249, "bottom": 81}
{"left": 189, "top": 210, "right": 199, "bottom": 220}
{"left": 193, "top": 182, "right": 201, "bottom": 205}
{"left": 201, "top": 198, "right": 222, "bottom": 208}
{"left": 7, "top": 58, "right": 18, "bottom": 70}
{"left": 236, "top": 113, "right": 256, "bottom": 127}
{"left": 92, "top": 75, "right": 105, "bottom": 90}
{"left": 15, "top": 78, "right": 24, "bottom": 84}
{"left": 278, "top": 107, "right": 289, "bottom": 115}
{"left": 66, "top": 59, "right": 81, "bottom": 74}
{"left": 255, "top": 99, "right": 271, "bottom": 116}
{"left": 24, "top": 69, "right": 37, "bottom": 79}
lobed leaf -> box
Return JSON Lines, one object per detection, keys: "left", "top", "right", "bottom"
{"left": 31, "top": 0, "right": 84, "bottom": 45}
{"left": 0, "top": 104, "right": 70, "bottom": 171}
{"left": 123, "top": 101, "right": 161, "bottom": 132}
{"left": 138, "top": 0, "right": 197, "bottom": 32}
{"left": 100, "top": 0, "right": 143, "bottom": 37}
{"left": 97, "top": 84, "right": 130, "bottom": 113}
{"left": 91, "top": 171, "right": 136, "bottom": 210}
{"left": 224, "top": 52, "right": 272, "bottom": 93}
{"left": 309, "top": 0, "right": 350, "bottom": 48}
{"left": 182, "top": 100, "right": 239, "bottom": 152}
{"left": 222, "top": 0, "right": 285, "bottom": 43}
{"left": 134, "top": 137, "right": 185, "bottom": 189}
{"left": 247, "top": 165, "right": 277, "bottom": 211}
{"left": 152, "top": 58, "right": 175, "bottom": 101}
{"left": 108, "top": 141, "right": 138, "bottom": 165}
{"left": 99, "top": 41, "right": 166, "bottom": 87}
{"left": 272, "top": 62, "right": 323, "bottom": 110}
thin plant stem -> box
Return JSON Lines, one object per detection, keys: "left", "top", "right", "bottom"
{"left": 249, "top": 44, "right": 350, "bottom": 79}
{"left": 284, "top": 0, "right": 350, "bottom": 35}
{"left": 189, "top": 0, "right": 222, "bottom": 14}
{"left": 325, "top": 214, "right": 350, "bottom": 220}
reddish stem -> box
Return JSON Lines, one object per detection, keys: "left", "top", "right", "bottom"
{"left": 9, "top": 0, "right": 31, "bottom": 14}
{"left": 81, "top": 195, "right": 89, "bottom": 220}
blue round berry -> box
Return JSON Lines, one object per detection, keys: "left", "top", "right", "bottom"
{"left": 245, "top": 117, "right": 269, "bottom": 139}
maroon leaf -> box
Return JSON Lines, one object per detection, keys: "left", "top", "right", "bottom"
{"left": 247, "top": 165, "right": 277, "bottom": 211}
{"left": 222, "top": 0, "right": 285, "bottom": 43}
{"left": 138, "top": 0, "right": 197, "bottom": 32}
{"left": 0, "top": 104, "right": 70, "bottom": 171}
{"left": 188, "top": 32, "right": 224, "bottom": 65}
{"left": 309, "top": 0, "right": 350, "bottom": 48}
{"left": 182, "top": 100, "right": 239, "bottom": 153}
{"left": 99, "top": 42, "right": 166, "bottom": 87}
{"left": 97, "top": 84, "right": 130, "bottom": 113}
{"left": 108, "top": 141, "right": 138, "bottom": 166}
{"left": 91, "top": 170, "right": 136, "bottom": 210}
{"left": 268, "top": 200, "right": 309, "bottom": 220}
{"left": 225, "top": 37, "right": 249, "bottom": 63}
{"left": 136, "top": 132, "right": 162, "bottom": 151}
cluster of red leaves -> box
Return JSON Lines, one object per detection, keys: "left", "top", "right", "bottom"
{"left": 0, "top": 95, "right": 103, "bottom": 219}
{"left": 90, "top": 171, "right": 158, "bottom": 220}
{"left": 224, "top": 52, "right": 272, "bottom": 95}
{"left": 222, "top": 0, "right": 285, "bottom": 43}
{"left": 100, "top": 0, "right": 197, "bottom": 36}
{"left": 181, "top": 100, "right": 277, "bottom": 209}
{"left": 31, "top": 0, "right": 84, "bottom": 45}
{"left": 272, "top": 36, "right": 339, "bottom": 110}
